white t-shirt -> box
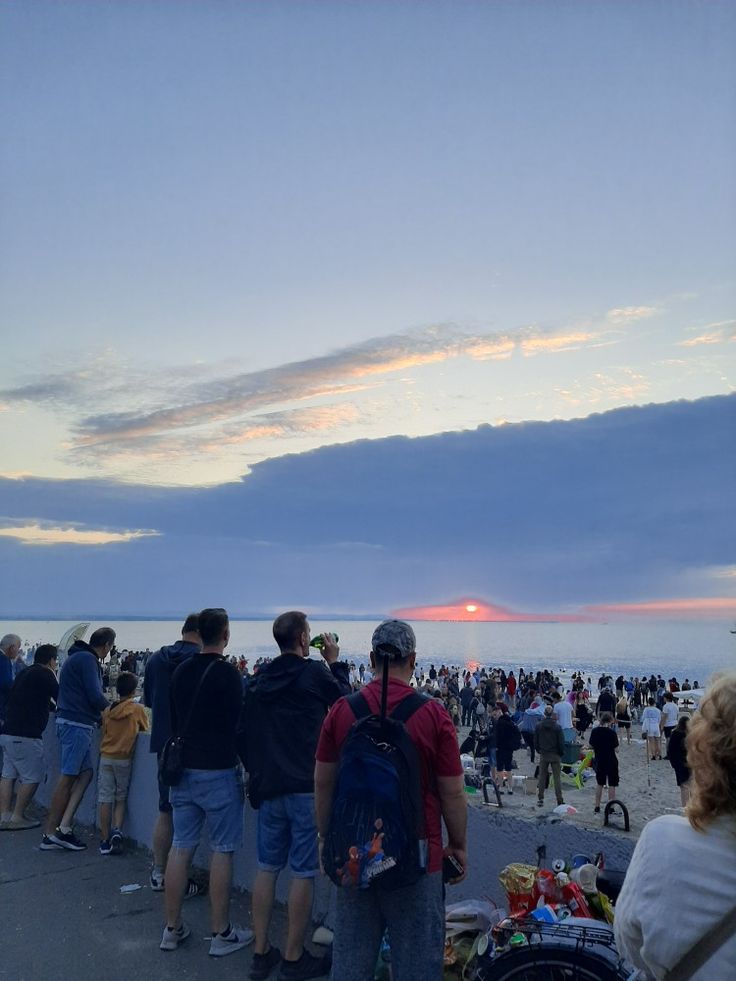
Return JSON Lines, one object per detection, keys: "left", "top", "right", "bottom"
{"left": 615, "top": 814, "right": 736, "bottom": 980}
{"left": 553, "top": 700, "right": 573, "bottom": 729}
{"left": 661, "top": 701, "right": 679, "bottom": 727}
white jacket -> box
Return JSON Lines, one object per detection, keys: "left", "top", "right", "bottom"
{"left": 615, "top": 814, "right": 736, "bottom": 979}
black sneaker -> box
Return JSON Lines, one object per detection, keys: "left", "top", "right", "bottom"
{"left": 40, "top": 834, "right": 63, "bottom": 851}
{"left": 110, "top": 828, "right": 124, "bottom": 854}
{"left": 250, "top": 946, "right": 281, "bottom": 980}
{"left": 99, "top": 839, "right": 113, "bottom": 855}
{"left": 48, "top": 828, "right": 87, "bottom": 851}
{"left": 278, "top": 949, "right": 331, "bottom": 981}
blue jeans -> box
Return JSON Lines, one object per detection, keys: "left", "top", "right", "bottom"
{"left": 257, "top": 793, "right": 319, "bottom": 878}
{"left": 331, "top": 871, "right": 444, "bottom": 981}
{"left": 56, "top": 722, "right": 93, "bottom": 776}
{"left": 170, "top": 767, "right": 244, "bottom": 853}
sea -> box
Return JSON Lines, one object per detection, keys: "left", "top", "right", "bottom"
{"left": 4, "top": 618, "right": 735, "bottom": 684}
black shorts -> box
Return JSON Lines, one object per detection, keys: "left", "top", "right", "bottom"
{"left": 496, "top": 749, "right": 513, "bottom": 772}
{"left": 595, "top": 759, "right": 619, "bottom": 787}
{"left": 673, "top": 764, "right": 691, "bottom": 787}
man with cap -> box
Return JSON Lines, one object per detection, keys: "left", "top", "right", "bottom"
{"left": 534, "top": 704, "right": 566, "bottom": 808}
{"left": 315, "top": 620, "right": 467, "bottom": 981}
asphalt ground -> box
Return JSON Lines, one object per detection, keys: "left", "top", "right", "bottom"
{"left": 0, "top": 817, "right": 319, "bottom": 981}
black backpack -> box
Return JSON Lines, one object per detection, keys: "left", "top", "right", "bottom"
{"left": 323, "top": 673, "right": 429, "bottom": 891}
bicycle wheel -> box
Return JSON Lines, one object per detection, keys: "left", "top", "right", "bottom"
{"left": 474, "top": 944, "right": 625, "bottom": 981}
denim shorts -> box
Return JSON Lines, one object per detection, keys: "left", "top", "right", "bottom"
{"left": 170, "top": 767, "right": 244, "bottom": 853}
{"left": 257, "top": 793, "right": 319, "bottom": 878}
{"left": 56, "top": 722, "right": 93, "bottom": 776}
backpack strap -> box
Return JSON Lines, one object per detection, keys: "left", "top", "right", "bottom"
{"left": 346, "top": 691, "right": 372, "bottom": 720}
{"left": 346, "top": 690, "right": 429, "bottom": 724}
{"left": 390, "top": 692, "right": 430, "bottom": 724}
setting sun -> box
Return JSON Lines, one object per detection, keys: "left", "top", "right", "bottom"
{"left": 465, "top": 604, "right": 478, "bottom": 613}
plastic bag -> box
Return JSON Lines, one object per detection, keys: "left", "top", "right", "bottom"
{"left": 445, "top": 899, "right": 504, "bottom": 938}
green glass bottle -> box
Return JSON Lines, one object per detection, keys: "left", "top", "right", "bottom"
{"left": 309, "top": 633, "right": 339, "bottom": 650}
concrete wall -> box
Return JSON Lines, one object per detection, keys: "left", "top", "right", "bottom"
{"left": 35, "top": 727, "right": 636, "bottom": 917}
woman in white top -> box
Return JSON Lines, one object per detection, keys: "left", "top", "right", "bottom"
{"left": 640, "top": 697, "right": 663, "bottom": 761}
{"left": 615, "top": 672, "right": 736, "bottom": 980}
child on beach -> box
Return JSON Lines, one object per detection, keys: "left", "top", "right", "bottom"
{"left": 97, "top": 672, "right": 148, "bottom": 855}
{"left": 589, "top": 711, "right": 619, "bottom": 813}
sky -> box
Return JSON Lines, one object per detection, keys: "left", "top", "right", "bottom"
{"left": 1, "top": 1, "right": 734, "bottom": 618}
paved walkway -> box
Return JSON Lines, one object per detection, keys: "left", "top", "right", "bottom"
{"left": 0, "top": 819, "right": 312, "bottom": 981}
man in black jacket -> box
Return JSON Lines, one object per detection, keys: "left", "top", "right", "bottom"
{"left": 0, "top": 643, "right": 58, "bottom": 830}
{"left": 161, "top": 608, "right": 253, "bottom": 958}
{"left": 240, "top": 611, "right": 350, "bottom": 981}
{"left": 143, "top": 613, "right": 201, "bottom": 893}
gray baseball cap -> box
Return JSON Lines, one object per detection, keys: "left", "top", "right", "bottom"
{"left": 371, "top": 620, "right": 416, "bottom": 660}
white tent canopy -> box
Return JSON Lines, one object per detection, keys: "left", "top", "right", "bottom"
{"left": 672, "top": 688, "right": 707, "bottom": 704}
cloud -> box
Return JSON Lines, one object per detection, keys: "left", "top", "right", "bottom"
{"left": 3, "top": 318, "right": 629, "bottom": 461}
{"left": 586, "top": 598, "right": 736, "bottom": 618}
{"left": 520, "top": 331, "right": 597, "bottom": 355}
{"left": 0, "top": 394, "right": 733, "bottom": 615}
{"left": 0, "top": 522, "right": 160, "bottom": 547}
{"left": 677, "top": 320, "right": 736, "bottom": 347}
{"left": 606, "top": 306, "right": 659, "bottom": 325}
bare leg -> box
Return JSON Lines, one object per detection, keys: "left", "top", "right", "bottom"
{"left": 608, "top": 786, "right": 616, "bottom": 801}
{"left": 680, "top": 782, "right": 691, "bottom": 807}
{"left": 153, "top": 811, "right": 173, "bottom": 871}
{"left": 45, "top": 775, "right": 76, "bottom": 834}
{"left": 252, "top": 869, "right": 277, "bottom": 955}
{"left": 60, "top": 769, "right": 92, "bottom": 829}
{"left": 594, "top": 785, "right": 603, "bottom": 809}
{"left": 12, "top": 781, "right": 39, "bottom": 819}
{"left": 209, "top": 851, "right": 234, "bottom": 935}
{"left": 99, "top": 802, "right": 112, "bottom": 840}
{"left": 164, "top": 845, "right": 195, "bottom": 929}
{"left": 0, "top": 776, "right": 14, "bottom": 819}
{"left": 284, "top": 877, "right": 314, "bottom": 962}
{"left": 112, "top": 799, "right": 126, "bottom": 829}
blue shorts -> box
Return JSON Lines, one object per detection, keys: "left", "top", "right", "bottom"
{"left": 56, "top": 722, "right": 93, "bottom": 777}
{"left": 487, "top": 748, "right": 497, "bottom": 770}
{"left": 170, "top": 768, "right": 244, "bottom": 853}
{"left": 257, "top": 793, "right": 319, "bottom": 878}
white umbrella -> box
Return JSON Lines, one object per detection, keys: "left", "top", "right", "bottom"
{"left": 56, "top": 622, "right": 90, "bottom": 664}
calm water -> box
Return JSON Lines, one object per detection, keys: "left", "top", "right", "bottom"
{"left": 4, "top": 618, "right": 735, "bottom": 684}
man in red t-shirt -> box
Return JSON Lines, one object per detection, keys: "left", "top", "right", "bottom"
{"left": 315, "top": 620, "right": 466, "bottom": 981}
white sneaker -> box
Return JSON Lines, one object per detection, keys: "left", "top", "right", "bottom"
{"left": 160, "top": 922, "right": 191, "bottom": 951}
{"left": 209, "top": 925, "right": 255, "bottom": 957}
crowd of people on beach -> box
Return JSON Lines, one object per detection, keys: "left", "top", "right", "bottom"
{"left": 0, "top": 621, "right": 734, "bottom": 980}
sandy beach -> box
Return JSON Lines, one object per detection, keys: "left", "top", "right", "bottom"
{"left": 459, "top": 723, "right": 685, "bottom": 839}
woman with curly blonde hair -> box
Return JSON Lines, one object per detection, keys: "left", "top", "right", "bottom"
{"left": 615, "top": 673, "right": 736, "bottom": 980}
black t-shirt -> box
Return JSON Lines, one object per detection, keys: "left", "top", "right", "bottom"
{"left": 589, "top": 725, "right": 619, "bottom": 763}
{"left": 170, "top": 653, "right": 243, "bottom": 769}
{"left": 3, "top": 665, "right": 59, "bottom": 738}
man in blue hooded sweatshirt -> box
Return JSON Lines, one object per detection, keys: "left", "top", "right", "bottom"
{"left": 41, "top": 626, "right": 114, "bottom": 851}
{"left": 143, "top": 613, "right": 201, "bottom": 892}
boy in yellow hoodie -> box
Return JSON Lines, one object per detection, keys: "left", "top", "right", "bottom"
{"left": 98, "top": 672, "right": 148, "bottom": 855}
